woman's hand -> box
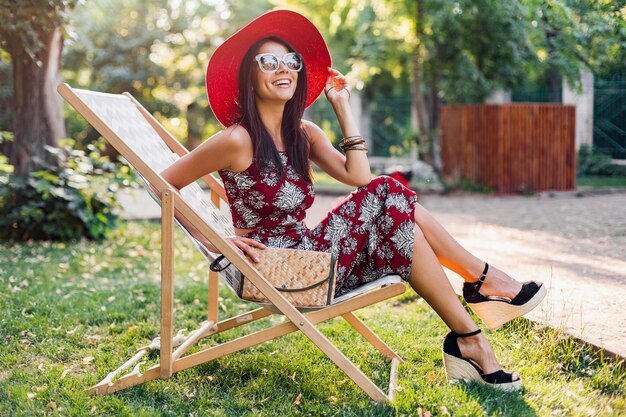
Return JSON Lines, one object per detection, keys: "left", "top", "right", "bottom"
{"left": 224, "top": 236, "right": 267, "bottom": 262}
{"left": 324, "top": 68, "right": 351, "bottom": 107}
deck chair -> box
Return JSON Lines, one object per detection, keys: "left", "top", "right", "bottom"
{"left": 57, "top": 83, "right": 407, "bottom": 402}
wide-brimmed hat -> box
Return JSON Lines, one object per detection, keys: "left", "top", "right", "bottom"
{"left": 206, "top": 9, "right": 332, "bottom": 127}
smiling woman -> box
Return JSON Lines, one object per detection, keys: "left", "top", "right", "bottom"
{"left": 159, "top": 9, "right": 546, "bottom": 393}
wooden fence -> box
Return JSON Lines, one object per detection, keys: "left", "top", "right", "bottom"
{"left": 439, "top": 104, "right": 576, "bottom": 194}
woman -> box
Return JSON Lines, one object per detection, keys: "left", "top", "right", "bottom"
{"left": 161, "top": 10, "right": 545, "bottom": 391}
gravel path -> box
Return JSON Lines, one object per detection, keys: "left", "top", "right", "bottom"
{"left": 310, "top": 192, "right": 626, "bottom": 357}
{"left": 118, "top": 188, "right": 626, "bottom": 357}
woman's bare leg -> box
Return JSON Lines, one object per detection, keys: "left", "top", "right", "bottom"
{"left": 413, "top": 203, "right": 522, "bottom": 299}
{"left": 407, "top": 225, "right": 516, "bottom": 376}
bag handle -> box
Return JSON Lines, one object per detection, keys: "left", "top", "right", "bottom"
{"left": 209, "top": 253, "right": 337, "bottom": 293}
{"left": 209, "top": 255, "right": 231, "bottom": 272}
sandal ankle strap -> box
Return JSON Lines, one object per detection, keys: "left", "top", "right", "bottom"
{"left": 469, "top": 263, "right": 489, "bottom": 292}
{"left": 454, "top": 329, "right": 482, "bottom": 337}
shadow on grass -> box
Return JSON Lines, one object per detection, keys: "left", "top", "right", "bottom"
{"left": 464, "top": 384, "right": 538, "bottom": 416}
{"left": 110, "top": 353, "right": 397, "bottom": 416}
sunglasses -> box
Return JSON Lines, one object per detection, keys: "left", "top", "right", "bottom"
{"left": 254, "top": 52, "right": 303, "bottom": 74}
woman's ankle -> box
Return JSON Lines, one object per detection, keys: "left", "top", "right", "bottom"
{"left": 457, "top": 333, "right": 502, "bottom": 374}
{"left": 480, "top": 266, "right": 522, "bottom": 299}
{"left": 462, "top": 259, "right": 487, "bottom": 283}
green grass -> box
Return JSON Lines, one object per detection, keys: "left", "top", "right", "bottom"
{"left": 577, "top": 175, "right": 626, "bottom": 188}
{"left": 1, "top": 221, "right": 624, "bottom": 416}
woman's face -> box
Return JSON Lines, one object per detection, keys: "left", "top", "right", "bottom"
{"left": 252, "top": 41, "right": 299, "bottom": 104}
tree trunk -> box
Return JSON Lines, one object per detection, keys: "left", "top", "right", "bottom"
{"left": 3, "top": 26, "right": 65, "bottom": 174}
{"left": 411, "top": 0, "right": 432, "bottom": 164}
{"left": 428, "top": 75, "right": 441, "bottom": 172}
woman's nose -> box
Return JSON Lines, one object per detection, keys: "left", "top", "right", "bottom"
{"left": 276, "top": 60, "right": 289, "bottom": 73}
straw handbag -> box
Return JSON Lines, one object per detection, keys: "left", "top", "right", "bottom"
{"left": 210, "top": 247, "right": 338, "bottom": 307}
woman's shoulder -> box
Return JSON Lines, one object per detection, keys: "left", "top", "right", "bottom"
{"left": 301, "top": 119, "right": 321, "bottom": 132}
{"left": 218, "top": 124, "right": 252, "bottom": 149}
{"left": 209, "top": 124, "right": 254, "bottom": 172}
{"left": 301, "top": 119, "right": 325, "bottom": 143}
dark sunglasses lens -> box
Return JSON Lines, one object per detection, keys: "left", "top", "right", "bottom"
{"left": 284, "top": 53, "right": 302, "bottom": 71}
{"left": 258, "top": 55, "right": 279, "bottom": 72}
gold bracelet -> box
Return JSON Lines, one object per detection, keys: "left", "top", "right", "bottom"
{"left": 342, "top": 144, "right": 368, "bottom": 152}
{"left": 340, "top": 138, "right": 365, "bottom": 146}
{"left": 340, "top": 142, "right": 365, "bottom": 152}
{"left": 340, "top": 139, "right": 365, "bottom": 147}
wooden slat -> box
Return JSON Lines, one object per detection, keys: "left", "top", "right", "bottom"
{"left": 440, "top": 103, "right": 576, "bottom": 194}
{"left": 342, "top": 312, "right": 403, "bottom": 362}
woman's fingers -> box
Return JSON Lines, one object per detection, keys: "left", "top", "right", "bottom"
{"left": 324, "top": 76, "right": 335, "bottom": 94}
{"left": 226, "top": 236, "right": 266, "bottom": 262}
{"left": 326, "top": 68, "right": 348, "bottom": 92}
{"left": 233, "top": 239, "right": 258, "bottom": 261}
{"left": 328, "top": 68, "right": 341, "bottom": 76}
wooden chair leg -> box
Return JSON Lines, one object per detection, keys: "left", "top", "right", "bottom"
{"left": 341, "top": 312, "right": 403, "bottom": 362}
{"left": 388, "top": 358, "right": 401, "bottom": 401}
{"left": 160, "top": 190, "right": 175, "bottom": 379}
{"left": 208, "top": 269, "right": 219, "bottom": 323}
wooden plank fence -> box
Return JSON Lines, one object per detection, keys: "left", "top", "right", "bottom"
{"left": 439, "top": 104, "right": 576, "bottom": 194}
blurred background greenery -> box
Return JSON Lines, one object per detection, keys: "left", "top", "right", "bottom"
{"left": 0, "top": 0, "right": 625, "bottom": 240}
{"left": 2, "top": 0, "right": 625, "bottom": 158}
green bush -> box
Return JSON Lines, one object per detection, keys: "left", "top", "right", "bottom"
{"left": 577, "top": 145, "right": 616, "bottom": 177}
{"left": 0, "top": 138, "right": 135, "bottom": 241}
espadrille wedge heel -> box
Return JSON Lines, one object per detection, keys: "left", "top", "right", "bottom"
{"left": 463, "top": 263, "right": 547, "bottom": 330}
{"left": 442, "top": 329, "right": 522, "bottom": 391}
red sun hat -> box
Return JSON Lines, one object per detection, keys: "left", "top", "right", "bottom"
{"left": 206, "top": 9, "right": 332, "bottom": 127}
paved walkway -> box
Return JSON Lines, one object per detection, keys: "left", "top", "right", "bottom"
{"left": 117, "top": 189, "right": 626, "bottom": 357}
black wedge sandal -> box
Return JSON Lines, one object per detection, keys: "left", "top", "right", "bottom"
{"left": 463, "top": 263, "right": 547, "bottom": 329}
{"left": 442, "top": 329, "right": 522, "bottom": 391}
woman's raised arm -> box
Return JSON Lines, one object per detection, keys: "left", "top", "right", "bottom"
{"left": 307, "top": 69, "right": 372, "bottom": 188}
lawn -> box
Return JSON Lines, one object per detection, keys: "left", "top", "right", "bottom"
{"left": 576, "top": 175, "right": 626, "bottom": 188}
{"left": 1, "top": 221, "right": 624, "bottom": 416}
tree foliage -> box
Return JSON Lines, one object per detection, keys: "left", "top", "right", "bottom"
{"left": 525, "top": 0, "right": 626, "bottom": 88}
{"left": 0, "top": 138, "right": 131, "bottom": 241}
{"left": 62, "top": 0, "right": 272, "bottom": 146}
{"left": 2, "top": 0, "right": 625, "bottom": 159}
{"left": 0, "top": 0, "right": 77, "bottom": 60}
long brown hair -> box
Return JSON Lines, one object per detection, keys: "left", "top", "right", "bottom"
{"left": 236, "top": 37, "right": 311, "bottom": 181}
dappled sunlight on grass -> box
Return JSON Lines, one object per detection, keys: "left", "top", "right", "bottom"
{"left": 1, "top": 221, "right": 624, "bottom": 416}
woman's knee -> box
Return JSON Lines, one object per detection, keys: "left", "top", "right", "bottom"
{"left": 413, "top": 202, "right": 429, "bottom": 224}
{"left": 413, "top": 222, "right": 426, "bottom": 241}
{"left": 362, "top": 175, "right": 406, "bottom": 193}
{"left": 362, "top": 175, "right": 391, "bottom": 190}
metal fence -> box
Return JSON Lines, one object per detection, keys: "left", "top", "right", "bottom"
{"left": 594, "top": 74, "right": 626, "bottom": 159}
{"left": 305, "top": 95, "right": 413, "bottom": 157}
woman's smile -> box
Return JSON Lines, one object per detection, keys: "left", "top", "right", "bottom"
{"left": 272, "top": 78, "right": 293, "bottom": 88}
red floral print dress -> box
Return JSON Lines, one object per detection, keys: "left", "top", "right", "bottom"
{"left": 218, "top": 151, "right": 417, "bottom": 296}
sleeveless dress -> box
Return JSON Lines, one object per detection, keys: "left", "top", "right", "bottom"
{"left": 218, "top": 151, "right": 418, "bottom": 296}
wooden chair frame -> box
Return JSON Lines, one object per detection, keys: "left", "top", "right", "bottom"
{"left": 57, "top": 83, "right": 406, "bottom": 403}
